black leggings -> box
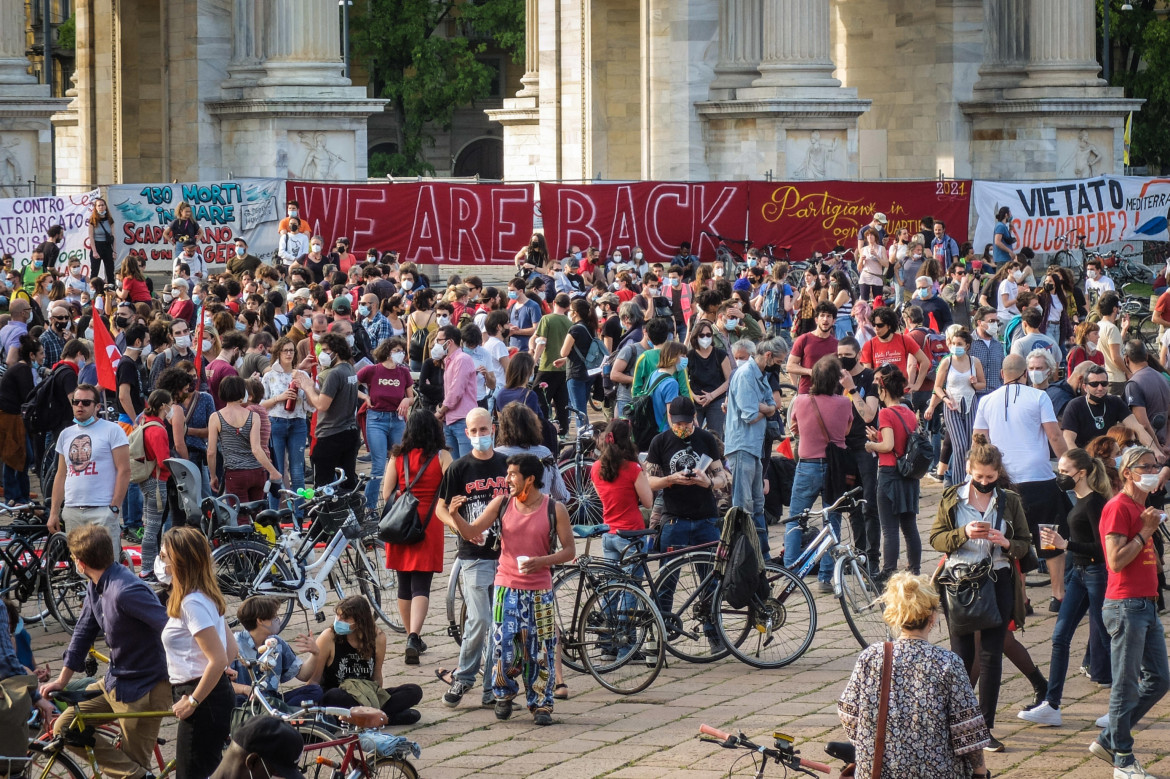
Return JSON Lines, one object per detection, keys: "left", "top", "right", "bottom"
{"left": 396, "top": 570, "right": 434, "bottom": 600}
{"left": 172, "top": 674, "right": 234, "bottom": 779}
{"left": 321, "top": 684, "right": 423, "bottom": 725}
{"left": 311, "top": 428, "right": 360, "bottom": 491}
{"left": 92, "top": 241, "right": 116, "bottom": 284}
{"left": 948, "top": 570, "right": 1015, "bottom": 730}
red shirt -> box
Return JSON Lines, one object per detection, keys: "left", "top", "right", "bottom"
{"left": 860, "top": 333, "right": 921, "bottom": 378}
{"left": 1066, "top": 345, "right": 1104, "bottom": 374}
{"left": 206, "top": 358, "right": 238, "bottom": 410}
{"left": 141, "top": 414, "right": 172, "bottom": 482}
{"left": 1156, "top": 289, "right": 1170, "bottom": 327}
{"left": 615, "top": 289, "right": 636, "bottom": 303}
{"left": 877, "top": 404, "right": 916, "bottom": 468}
{"left": 590, "top": 459, "right": 646, "bottom": 533}
{"left": 122, "top": 277, "right": 151, "bottom": 303}
{"left": 790, "top": 331, "right": 839, "bottom": 394}
{"left": 1100, "top": 492, "right": 1159, "bottom": 599}
{"left": 168, "top": 298, "right": 194, "bottom": 323}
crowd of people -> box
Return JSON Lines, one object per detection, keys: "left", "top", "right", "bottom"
{"left": 0, "top": 199, "right": 1164, "bottom": 778}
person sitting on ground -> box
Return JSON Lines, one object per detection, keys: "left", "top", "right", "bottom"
{"left": 229, "top": 596, "right": 323, "bottom": 708}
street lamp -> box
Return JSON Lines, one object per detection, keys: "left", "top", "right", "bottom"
{"left": 1103, "top": 1, "right": 1134, "bottom": 83}
{"left": 339, "top": 0, "right": 354, "bottom": 79}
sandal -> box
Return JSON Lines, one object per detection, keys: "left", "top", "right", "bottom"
{"left": 434, "top": 668, "right": 456, "bottom": 686}
{"left": 554, "top": 683, "right": 569, "bottom": 700}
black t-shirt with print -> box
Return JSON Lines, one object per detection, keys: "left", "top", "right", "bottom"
{"left": 437, "top": 452, "right": 509, "bottom": 560}
{"left": 646, "top": 427, "right": 719, "bottom": 519}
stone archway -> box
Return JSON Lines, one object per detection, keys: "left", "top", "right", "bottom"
{"left": 452, "top": 137, "right": 503, "bottom": 179}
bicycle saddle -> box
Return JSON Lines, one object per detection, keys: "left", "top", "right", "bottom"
{"left": 216, "top": 524, "right": 255, "bottom": 537}
{"left": 53, "top": 689, "right": 103, "bottom": 705}
{"left": 342, "top": 706, "right": 388, "bottom": 729}
{"left": 615, "top": 528, "right": 657, "bottom": 540}
{"left": 237, "top": 499, "right": 269, "bottom": 515}
{"left": 572, "top": 524, "right": 609, "bottom": 539}
{"left": 825, "top": 741, "right": 856, "bottom": 763}
{"left": 253, "top": 509, "right": 281, "bottom": 527}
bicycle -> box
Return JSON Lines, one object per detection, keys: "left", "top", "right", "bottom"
{"left": 27, "top": 690, "right": 176, "bottom": 779}
{"left": 0, "top": 503, "right": 86, "bottom": 633}
{"left": 557, "top": 423, "right": 603, "bottom": 527}
{"left": 1121, "top": 295, "right": 1160, "bottom": 353}
{"left": 211, "top": 469, "right": 401, "bottom": 632}
{"left": 784, "top": 487, "right": 891, "bottom": 649}
{"left": 699, "top": 724, "right": 831, "bottom": 777}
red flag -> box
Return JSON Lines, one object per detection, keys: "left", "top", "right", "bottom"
{"left": 194, "top": 304, "right": 205, "bottom": 370}
{"left": 91, "top": 314, "right": 121, "bottom": 392}
{"left": 928, "top": 311, "right": 940, "bottom": 333}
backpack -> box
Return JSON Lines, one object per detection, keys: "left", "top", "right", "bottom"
{"left": 21, "top": 363, "right": 72, "bottom": 434}
{"left": 717, "top": 507, "right": 769, "bottom": 610}
{"left": 128, "top": 420, "right": 164, "bottom": 484}
{"left": 890, "top": 405, "right": 932, "bottom": 480}
{"left": 495, "top": 493, "right": 559, "bottom": 554}
{"left": 573, "top": 331, "right": 609, "bottom": 371}
{"left": 408, "top": 312, "right": 433, "bottom": 363}
{"left": 628, "top": 373, "right": 672, "bottom": 451}
{"left": 762, "top": 283, "right": 784, "bottom": 324}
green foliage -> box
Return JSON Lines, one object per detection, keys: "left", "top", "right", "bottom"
{"left": 1100, "top": 0, "right": 1170, "bottom": 171}
{"left": 56, "top": 13, "right": 75, "bottom": 51}
{"left": 352, "top": 0, "right": 524, "bottom": 177}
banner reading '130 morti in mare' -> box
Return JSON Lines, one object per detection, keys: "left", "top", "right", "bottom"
{"left": 972, "top": 176, "right": 1170, "bottom": 252}
{"left": 107, "top": 179, "right": 285, "bottom": 272}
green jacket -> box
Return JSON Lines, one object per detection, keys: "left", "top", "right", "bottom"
{"left": 930, "top": 484, "right": 1032, "bottom": 629}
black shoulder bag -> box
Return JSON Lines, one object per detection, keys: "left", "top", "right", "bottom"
{"left": 378, "top": 452, "right": 440, "bottom": 545}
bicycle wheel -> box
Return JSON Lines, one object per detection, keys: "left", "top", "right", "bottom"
{"left": 714, "top": 562, "right": 817, "bottom": 669}
{"left": 1136, "top": 314, "right": 1160, "bottom": 351}
{"left": 212, "top": 540, "right": 297, "bottom": 630}
{"left": 25, "top": 741, "right": 87, "bottom": 779}
{"left": 292, "top": 721, "right": 349, "bottom": 774}
{"left": 445, "top": 559, "right": 465, "bottom": 646}
{"left": 1053, "top": 250, "right": 1082, "bottom": 284}
{"left": 558, "top": 460, "right": 604, "bottom": 526}
{"left": 577, "top": 581, "right": 666, "bottom": 695}
{"left": 837, "top": 554, "right": 891, "bottom": 649}
{"left": 652, "top": 551, "right": 731, "bottom": 663}
{"left": 0, "top": 534, "right": 52, "bottom": 626}
{"left": 359, "top": 527, "right": 403, "bottom": 633}
{"left": 551, "top": 567, "right": 592, "bottom": 675}
{"left": 369, "top": 757, "right": 420, "bottom": 779}
{"left": 43, "top": 533, "right": 87, "bottom": 633}
{"left": 344, "top": 539, "right": 399, "bottom": 632}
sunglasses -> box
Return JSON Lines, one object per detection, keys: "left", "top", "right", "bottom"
{"left": 71, "top": 399, "right": 96, "bottom": 407}
{"left": 1085, "top": 381, "right": 1108, "bottom": 388}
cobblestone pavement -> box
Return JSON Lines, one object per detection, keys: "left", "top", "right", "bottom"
{"left": 24, "top": 476, "right": 1170, "bottom": 778}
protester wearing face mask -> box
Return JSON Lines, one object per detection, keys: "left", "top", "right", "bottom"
{"left": 87, "top": 198, "right": 117, "bottom": 283}
{"left": 930, "top": 433, "right": 1033, "bottom": 753}
{"left": 134, "top": 389, "right": 176, "bottom": 575}
{"left": 277, "top": 220, "right": 309, "bottom": 269}
{"left": 1067, "top": 320, "right": 1104, "bottom": 374}
{"left": 39, "top": 525, "right": 170, "bottom": 779}
{"left": 294, "top": 333, "right": 362, "bottom": 491}
{"left": 226, "top": 238, "right": 260, "bottom": 279}
{"left": 207, "top": 376, "right": 283, "bottom": 503}
{"left": 0, "top": 335, "right": 43, "bottom": 504}
{"left": 428, "top": 325, "right": 477, "bottom": 459}
{"left": 685, "top": 322, "right": 732, "bottom": 437}
{"left": 356, "top": 338, "right": 416, "bottom": 510}
{"left": 40, "top": 302, "right": 71, "bottom": 366}
{"left": 64, "top": 259, "right": 88, "bottom": 302}
{"left": 968, "top": 307, "right": 1004, "bottom": 398}
{"left": 207, "top": 331, "right": 247, "bottom": 410}
{"left": 300, "top": 236, "right": 328, "bottom": 284}
{"left": 1084, "top": 257, "right": 1116, "bottom": 309}
{"left": 910, "top": 275, "right": 953, "bottom": 332}
{"left": 925, "top": 327, "right": 985, "bottom": 486}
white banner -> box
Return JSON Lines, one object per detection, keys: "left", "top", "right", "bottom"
{"left": 107, "top": 178, "right": 284, "bottom": 273}
{"left": 0, "top": 190, "right": 100, "bottom": 270}
{"left": 973, "top": 175, "right": 1170, "bottom": 254}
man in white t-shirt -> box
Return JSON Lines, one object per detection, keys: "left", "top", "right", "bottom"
{"left": 973, "top": 354, "right": 1070, "bottom": 608}
{"left": 1096, "top": 292, "right": 1127, "bottom": 394}
{"left": 1084, "top": 258, "right": 1116, "bottom": 310}
{"left": 483, "top": 310, "right": 511, "bottom": 407}
{"left": 48, "top": 383, "right": 131, "bottom": 557}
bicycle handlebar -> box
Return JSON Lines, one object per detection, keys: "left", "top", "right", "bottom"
{"left": 697, "top": 725, "right": 830, "bottom": 774}
{"left": 699, "top": 724, "right": 729, "bottom": 740}
{"left": 0, "top": 503, "right": 39, "bottom": 516}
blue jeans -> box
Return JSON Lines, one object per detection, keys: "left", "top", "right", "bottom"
{"left": 122, "top": 483, "right": 143, "bottom": 532}
{"left": 726, "top": 450, "right": 769, "bottom": 560}
{"left": 1046, "top": 561, "right": 1110, "bottom": 708}
{"left": 656, "top": 517, "right": 721, "bottom": 622}
{"left": 2, "top": 436, "right": 31, "bottom": 504}
{"left": 268, "top": 416, "right": 307, "bottom": 513}
{"left": 364, "top": 410, "right": 406, "bottom": 511}
{"left": 445, "top": 421, "right": 472, "bottom": 460}
{"left": 782, "top": 459, "right": 840, "bottom": 581}
{"left": 1100, "top": 598, "right": 1170, "bottom": 761}
{"left": 454, "top": 558, "right": 498, "bottom": 691}
{"left": 566, "top": 377, "right": 591, "bottom": 431}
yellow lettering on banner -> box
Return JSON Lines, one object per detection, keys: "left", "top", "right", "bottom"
{"left": 758, "top": 186, "right": 876, "bottom": 231}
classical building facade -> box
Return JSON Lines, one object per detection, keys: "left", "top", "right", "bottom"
{"left": 489, "top": 0, "right": 1142, "bottom": 183}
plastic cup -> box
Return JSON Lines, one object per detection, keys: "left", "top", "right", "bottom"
{"left": 1039, "top": 524, "right": 1057, "bottom": 550}
{"left": 517, "top": 555, "right": 530, "bottom": 572}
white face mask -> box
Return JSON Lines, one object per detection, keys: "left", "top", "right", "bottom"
{"left": 234, "top": 356, "right": 245, "bottom": 371}
{"left": 162, "top": 293, "right": 173, "bottom": 304}
{"left": 430, "top": 343, "right": 447, "bottom": 361}
{"left": 1013, "top": 271, "right": 1024, "bottom": 281}
{"left": 358, "top": 305, "right": 370, "bottom": 317}
{"left": 634, "top": 251, "right": 643, "bottom": 261}
{"left": 983, "top": 321, "right": 998, "bottom": 338}
{"left": 1086, "top": 341, "right": 1098, "bottom": 355}
{"left": 390, "top": 350, "right": 405, "bottom": 365}
{"left": 1028, "top": 369, "right": 1048, "bottom": 385}
{"left": 311, "top": 244, "right": 322, "bottom": 253}
{"left": 303, "top": 317, "right": 313, "bottom": 329}
{"left": 174, "top": 334, "right": 192, "bottom": 349}
{"left": 202, "top": 339, "right": 212, "bottom": 352}
{"left": 594, "top": 306, "right": 604, "bottom": 320}
{"left": 85, "top": 327, "right": 94, "bottom": 340}
{"left": 317, "top": 351, "right": 333, "bottom": 369}
{"left": 141, "top": 343, "right": 153, "bottom": 358}
{"left": 401, "top": 279, "right": 414, "bottom": 291}
{"left": 345, "top": 334, "right": 355, "bottom": 348}
{"left": 698, "top": 336, "right": 713, "bottom": 349}
{"left": 714, "top": 267, "right": 725, "bottom": 277}
{"left": 436, "top": 315, "right": 451, "bottom": 327}
{"left": 153, "top": 556, "right": 172, "bottom": 584}
{"left": 1138, "top": 473, "right": 1161, "bottom": 492}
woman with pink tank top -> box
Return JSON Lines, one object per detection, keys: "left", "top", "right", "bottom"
{"left": 445, "top": 452, "right": 573, "bottom": 726}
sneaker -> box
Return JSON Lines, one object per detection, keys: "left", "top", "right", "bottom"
{"left": 1096, "top": 713, "right": 1111, "bottom": 729}
{"left": 404, "top": 633, "right": 422, "bottom": 665}
{"left": 1090, "top": 740, "right": 1115, "bottom": 764}
{"left": 1049, "top": 597, "right": 1062, "bottom": 613}
{"left": 122, "top": 527, "right": 144, "bottom": 543}
{"left": 983, "top": 735, "right": 1005, "bottom": 753}
{"left": 481, "top": 690, "right": 494, "bottom": 707}
{"left": 443, "top": 680, "right": 471, "bottom": 708}
{"left": 533, "top": 708, "right": 553, "bottom": 726}
{"left": 138, "top": 572, "right": 158, "bottom": 584}
{"left": 1094, "top": 679, "right": 1113, "bottom": 689}
{"left": 818, "top": 580, "right": 834, "bottom": 594}
{"left": 599, "top": 648, "right": 617, "bottom": 662}
{"left": 926, "top": 471, "right": 944, "bottom": 483}
{"left": 1114, "top": 758, "right": 1154, "bottom": 778}
{"left": 494, "top": 698, "right": 513, "bottom": 721}
{"left": 1018, "top": 701, "right": 1062, "bottom": 726}
{"left": 388, "top": 708, "right": 421, "bottom": 726}
{"left": 1080, "top": 665, "right": 1093, "bottom": 680}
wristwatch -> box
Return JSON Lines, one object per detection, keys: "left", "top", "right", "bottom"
{"left": 186, "top": 694, "right": 200, "bottom": 708}
{"left": 108, "top": 506, "right": 120, "bottom": 515}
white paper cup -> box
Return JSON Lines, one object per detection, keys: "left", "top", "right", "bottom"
{"left": 517, "top": 555, "right": 531, "bottom": 572}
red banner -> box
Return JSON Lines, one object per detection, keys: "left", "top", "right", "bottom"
{"left": 539, "top": 183, "right": 750, "bottom": 262}
{"left": 746, "top": 180, "right": 972, "bottom": 259}
{"left": 284, "top": 182, "right": 535, "bottom": 265}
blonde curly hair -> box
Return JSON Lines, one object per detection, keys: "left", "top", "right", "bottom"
{"left": 880, "top": 572, "right": 940, "bottom": 632}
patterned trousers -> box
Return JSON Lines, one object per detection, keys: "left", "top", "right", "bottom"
{"left": 490, "top": 586, "right": 557, "bottom": 711}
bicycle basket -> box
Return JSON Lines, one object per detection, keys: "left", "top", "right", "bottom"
{"left": 306, "top": 492, "right": 365, "bottom": 538}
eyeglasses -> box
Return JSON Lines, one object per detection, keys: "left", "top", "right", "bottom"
{"left": 1085, "top": 381, "right": 1108, "bottom": 388}
{"left": 71, "top": 399, "right": 95, "bottom": 407}
{"left": 281, "top": 348, "right": 295, "bottom": 354}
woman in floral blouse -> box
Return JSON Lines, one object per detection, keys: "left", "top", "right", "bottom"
{"left": 838, "top": 573, "right": 991, "bottom": 779}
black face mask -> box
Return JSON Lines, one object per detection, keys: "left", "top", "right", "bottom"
{"left": 1055, "top": 473, "right": 1077, "bottom": 492}
{"left": 839, "top": 356, "right": 857, "bottom": 371}
{"left": 971, "top": 479, "right": 997, "bottom": 494}
{"left": 114, "top": 316, "right": 130, "bottom": 329}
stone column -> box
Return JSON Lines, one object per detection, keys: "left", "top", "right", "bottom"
{"left": 516, "top": 0, "right": 539, "bottom": 96}
{"left": 259, "top": 0, "right": 349, "bottom": 86}
{"left": 750, "top": 0, "right": 839, "bottom": 92}
{"left": 972, "top": 0, "right": 1028, "bottom": 93}
{"left": 225, "top": 0, "right": 266, "bottom": 87}
{"left": 1019, "top": 0, "right": 1103, "bottom": 89}
{"left": 0, "top": 0, "right": 36, "bottom": 85}
{"left": 710, "top": 0, "right": 762, "bottom": 94}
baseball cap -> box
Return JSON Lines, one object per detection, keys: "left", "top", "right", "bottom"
{"left": 873, "top": 213, "right": 888, "bottom": 225}
{"left": 231, "top": 716, "right": 306, "bottom": 779}
{"left": 733, "top": 278, "right": 752, "bottom": 294}
{"left": 668, "top": 396, "right": 695, "bottom": 420}
{"left": 331, "top": 297, "right": 352, "bottom": 314}
{"left": 598, "top": 292, "right": 620, "bottom": 307}
{"left": 290, "top": 288, "right": 311, "bottom": 301}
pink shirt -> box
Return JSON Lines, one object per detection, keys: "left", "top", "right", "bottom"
{"left": 791, "top": 394, "right": 851, "bottom": 459}
{"left": 495, "top": 495, "right": 555, "bottom": 591}
{"left": 442, "top": 348, "right": 478, "bottom": 423}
